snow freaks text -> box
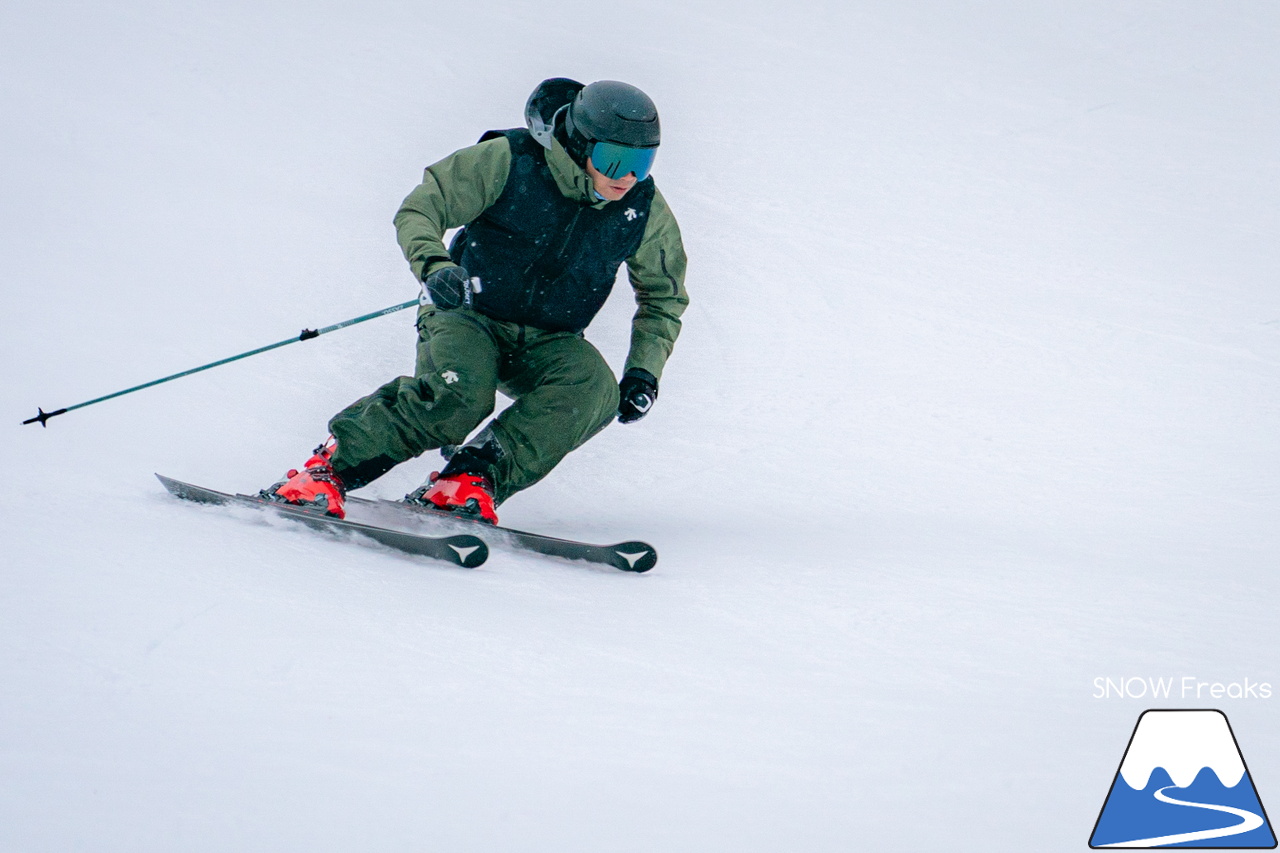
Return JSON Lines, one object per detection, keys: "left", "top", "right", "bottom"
{"left": 1093, "top": 677, "right": 1273, "bottom": 700}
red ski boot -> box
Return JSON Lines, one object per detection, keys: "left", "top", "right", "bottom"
{"left": 260, "top": 437, "right": 346, "bottom": 519}
{"left": 406, "top": 471, "right": 498, "bottom": 525}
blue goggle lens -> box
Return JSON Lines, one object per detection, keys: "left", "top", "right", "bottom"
{"left": 590, "top": 141, "right": 657, "bottom": 180}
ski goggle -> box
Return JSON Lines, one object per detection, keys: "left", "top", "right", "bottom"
{"left": 590, "top": 141, "right": 657, "bottom": 180}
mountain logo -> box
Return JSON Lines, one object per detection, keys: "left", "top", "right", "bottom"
{"left": 1090, "top": 709, "right": 1276, "bottom": 848}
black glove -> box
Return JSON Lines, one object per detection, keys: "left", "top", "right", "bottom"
{"left": 421, "top": 264, "right": 475, "bottom": 310}
{"left": 616, "top": 368, "right": 658, "bottom": 424}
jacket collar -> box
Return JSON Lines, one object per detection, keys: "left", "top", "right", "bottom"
{"left": 546, "top": 137, "right": 611, "bottom": 209}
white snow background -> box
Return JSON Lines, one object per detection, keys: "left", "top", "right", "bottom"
{"left": 2, "top": 2, "right": 1278, "bottom": 851}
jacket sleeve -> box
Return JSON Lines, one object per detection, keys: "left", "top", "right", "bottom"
{"left": 394, "top": 137, "right": 512, "bottom": 282}
{"left": 624, "top": 186, "right": 689, "bottom": 382}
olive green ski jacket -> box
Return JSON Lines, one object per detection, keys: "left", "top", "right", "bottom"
{"left": 394, "top": 134, "right": 688, "bottom": 381}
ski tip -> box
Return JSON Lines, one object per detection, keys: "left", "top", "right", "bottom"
{"left": 444, "top": 534, "right": 489, "bottom": 568}
{"left": 155, "top": 473, "right": 191, "bottom": 497}
{"left": 155, "top": 473, "right": 233, "bottom": 506}
{"left": 609, "top": 541, "right": 658, "bottom": 573}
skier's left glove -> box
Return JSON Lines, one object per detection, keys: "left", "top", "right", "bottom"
{"left": 616, "top": 368, "right": 658, "bottom": 424}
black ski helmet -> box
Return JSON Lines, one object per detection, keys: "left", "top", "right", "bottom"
{"left": 560, "top": 80, "right": 660, "bottom": 167}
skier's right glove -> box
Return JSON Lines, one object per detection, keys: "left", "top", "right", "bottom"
{"left": 616, "top": 368, "right": 658, "bottom": 424}
{"left": 421, "top": 264, "right": 475, "bottom": 311}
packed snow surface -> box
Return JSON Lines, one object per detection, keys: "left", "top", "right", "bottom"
{"left": 2, "top": 2, "right": 1278, "bottom": 851}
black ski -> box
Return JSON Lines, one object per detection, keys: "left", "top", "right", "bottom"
{"left": 347, "top": 495, "right": 658, "bottom": 573}
{"left": 156, "top": 474, "right": 488, "bottom": 568}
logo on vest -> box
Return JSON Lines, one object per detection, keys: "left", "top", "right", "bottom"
{"left": 624, "top": 208, "right": 638, "bottom": 221}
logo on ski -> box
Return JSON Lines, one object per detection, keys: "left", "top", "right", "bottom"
{"left": 614, "top": 549, "right": 650, "bottom": 569}
{"left": 1090, "top": 709, "right": 1276, "bottom": 848}
{"left": 448, "top": 543, "right": 483, "bottom": 563}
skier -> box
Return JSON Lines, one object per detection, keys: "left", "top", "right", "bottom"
{"left": 260, "top": 78, "right": 688, "bottom": 524}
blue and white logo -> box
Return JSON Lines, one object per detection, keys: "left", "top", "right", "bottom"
{"left": 1090, "top": 710, "right": 1276, "bottom": 848}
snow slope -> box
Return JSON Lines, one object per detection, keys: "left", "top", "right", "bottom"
{"left": 3, "top": 2, "right": 1278, "bottom": 850}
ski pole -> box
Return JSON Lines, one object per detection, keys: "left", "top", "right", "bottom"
{"left": 23, "top": 298, "right": 419, "bottom": 427}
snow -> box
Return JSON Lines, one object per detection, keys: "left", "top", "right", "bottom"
{"left": 3, "top": 2, "right": 1279, "bottom": 851}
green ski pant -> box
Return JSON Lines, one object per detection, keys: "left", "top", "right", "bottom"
{"left": 327, "top": 306, "right": 619, "bottom": 503}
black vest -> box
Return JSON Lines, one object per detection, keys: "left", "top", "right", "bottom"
{"left": 448, "top": 128, "right": 655, "bottom": 333}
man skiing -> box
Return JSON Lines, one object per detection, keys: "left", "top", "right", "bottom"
{"left": 261, "top": 78, "right": 688, "bottom": 524}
